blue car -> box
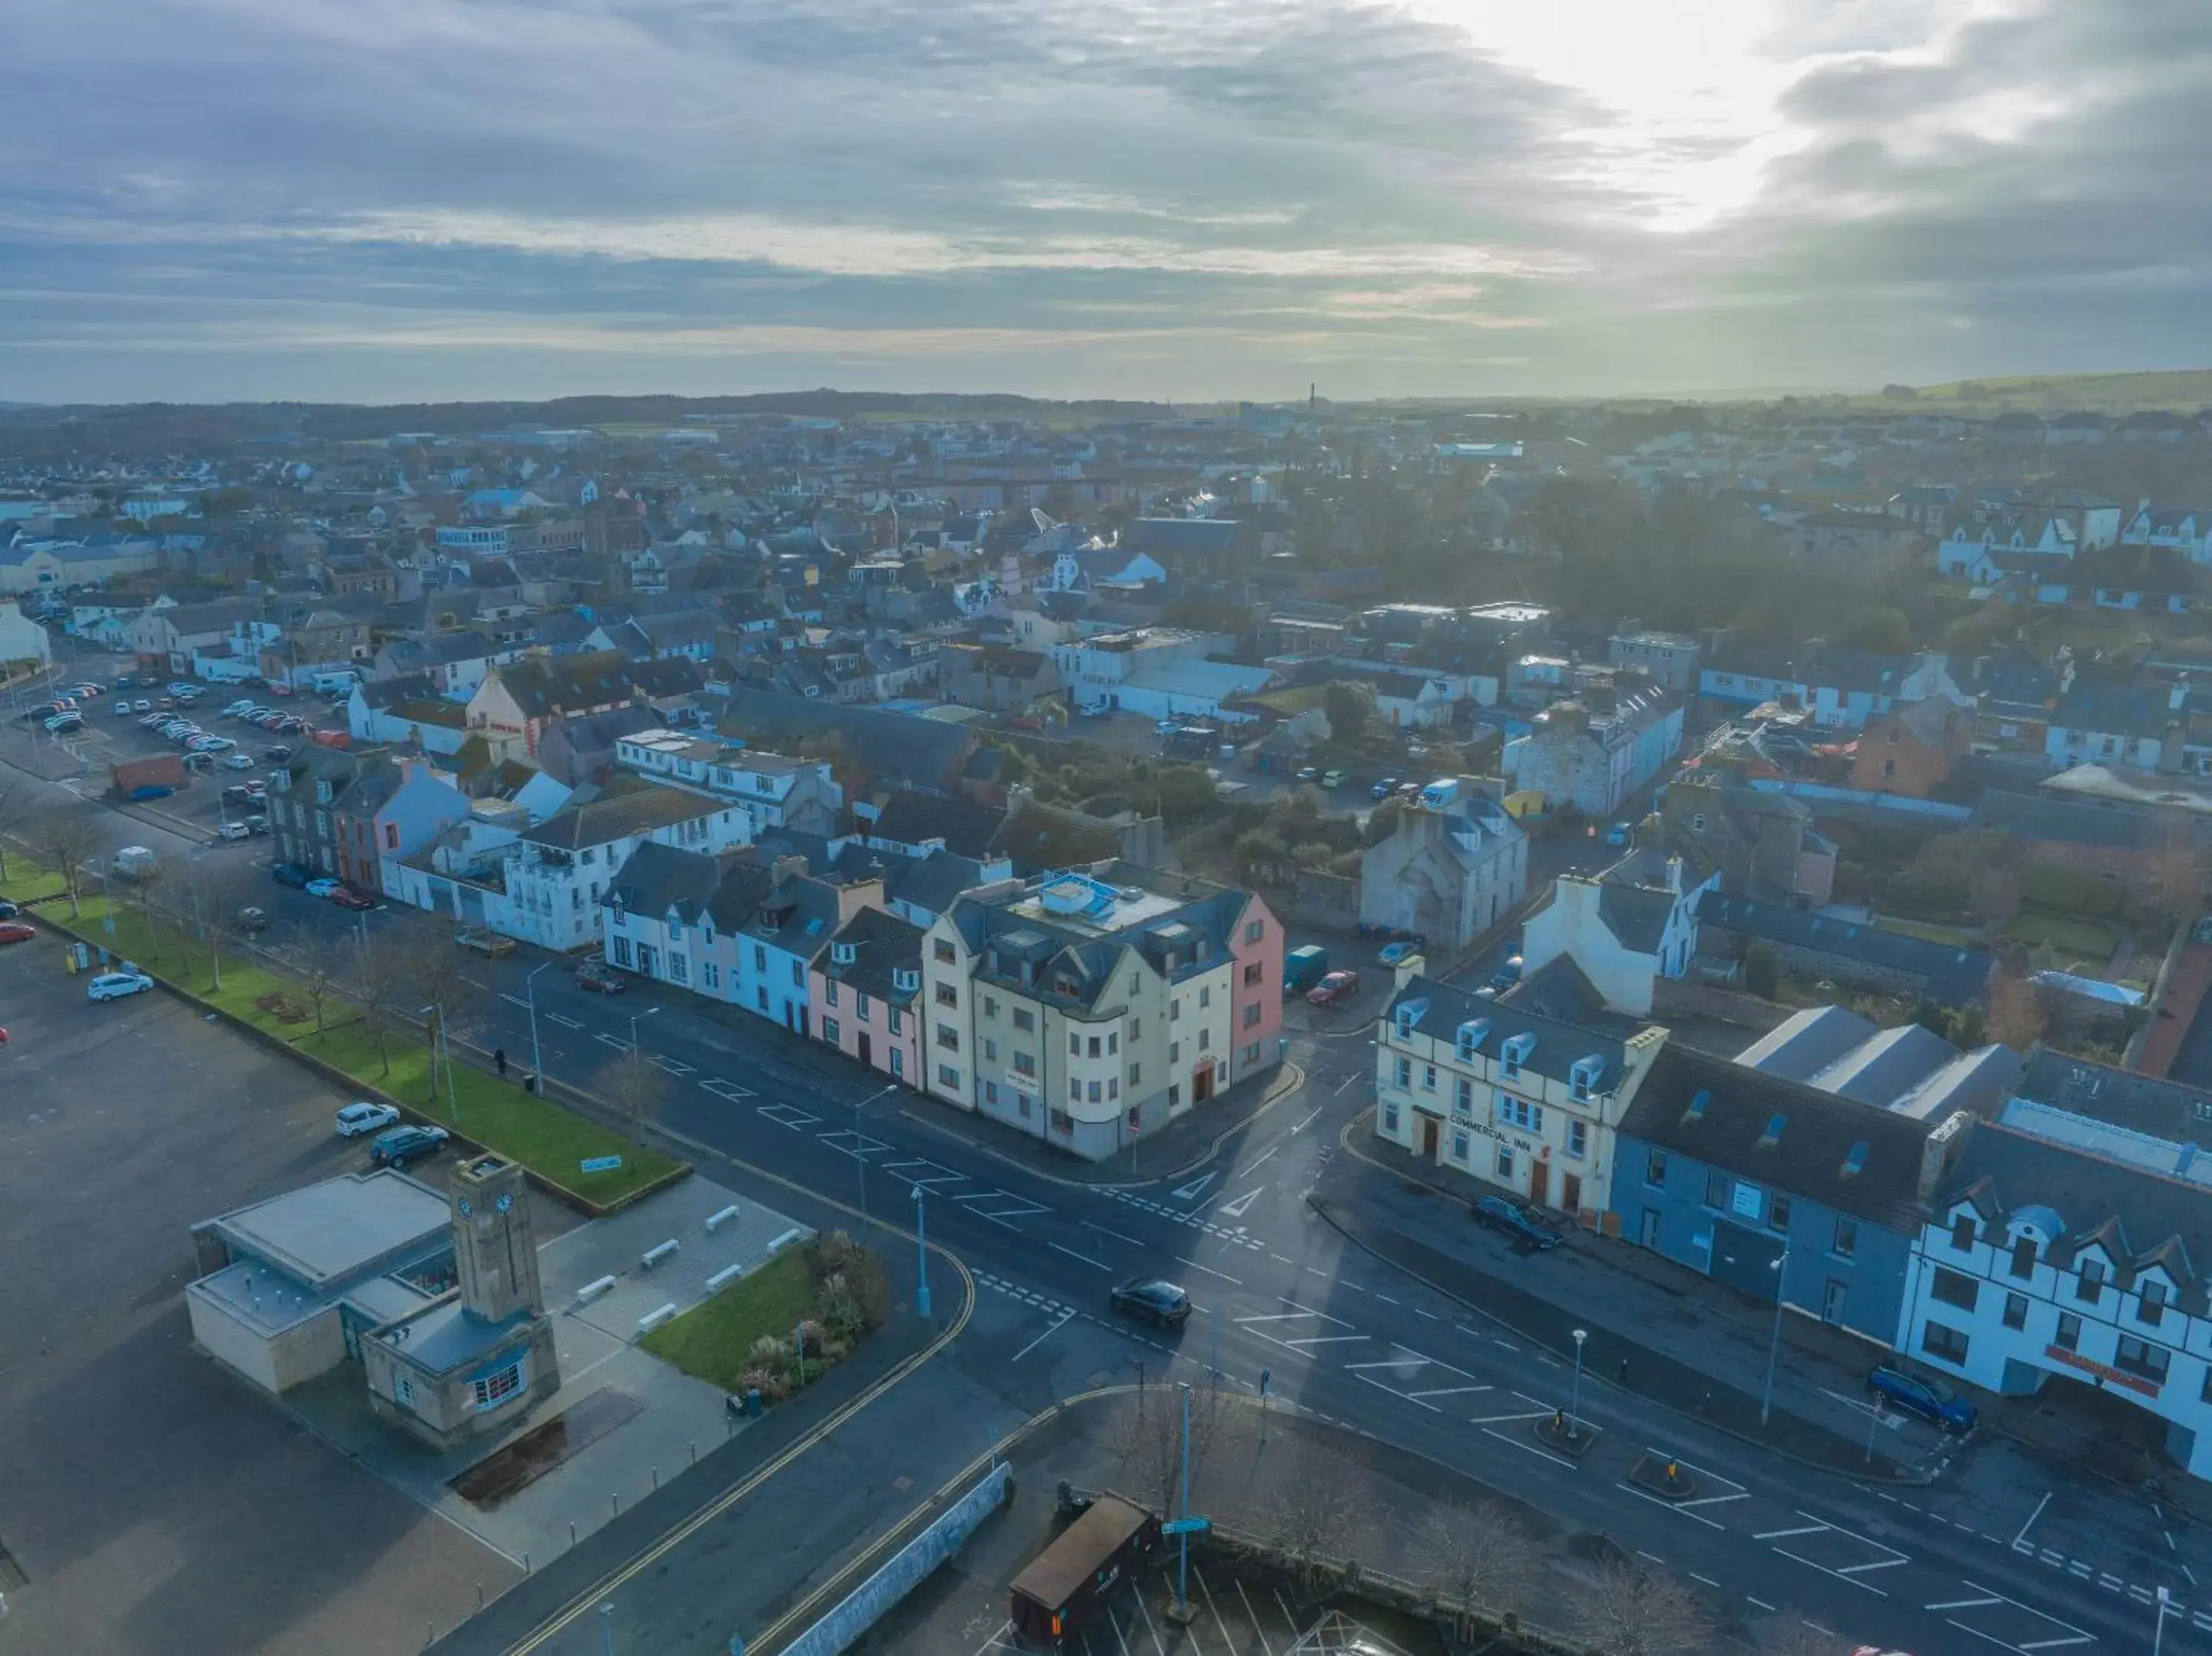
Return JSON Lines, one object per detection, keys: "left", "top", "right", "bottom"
{"left": 1470, "top": 1194, "right": 1561, "bottom": 1250}
{"left": 270, "top": 862, "right": 311, "bottom": 888}
{"left": 1869, "top": 1362, "right": 1976, "bottom": 1434}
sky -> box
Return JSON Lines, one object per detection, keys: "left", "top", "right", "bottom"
{"left": 5, "top": 0, "right": 2211, "bottom": 405}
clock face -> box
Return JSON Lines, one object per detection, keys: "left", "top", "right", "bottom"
{"left": 456, "top": 1196, "right": 472, "bottom": 1218}
{"left": 495, "top": 1191, "right": 514, "bottom": 1214}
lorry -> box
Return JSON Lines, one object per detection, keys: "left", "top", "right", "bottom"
{"left": 111, "top": 753, "right": 186, "bottom": 797}
{"left": 1283, "top": 944, "right": 1330, "bottom": 996}
{"left": 1008, "top": 1493, "right": 1158, "bottom": 1648}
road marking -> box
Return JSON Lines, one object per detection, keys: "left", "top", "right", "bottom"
{"left": 1171, "top": 1171, "right": 1219, "bottom": 1203}
{"left": 647, "top": 1054, "right": 695, "bottom": 1076}
{"left": 1175, "top": 1257, "right": 1243, "bottom": 1285}
{"left": 1927, "top": 1596, "right": 2004, "bottom": 1611}
{"left": 1757, "top": 1524, "right": 1831, "bottom": 1539}
{"left": 1293, "top": 1105, "right": 1323, "bottom": 1132}
{"left": 1048, "top": 1242, "right": 1108, "bottom": 1271}
{"left": 593, "top": 1030, "right": 634, "bottom": 1052}
{"left": 2014, "top": 1491, "right": 2053, "bottom": 1550}
{"left": 545, "top": 1012, "right": 584, "bottom": 1029}
{"left": 1235, "top": 1579, "right": 1273, "bottom": 1656}
{"left": 1237, "top": 1143, "right": 1281, "bottom": 1177}
{"left": 1690, "top": 1573, "right": 1720, "bottom": 1588}
{"left": 1482, "top": 1426, "right": 1576, "bottom": 1470}
{"left": 954, "top": 1190, "right": 1052, "bottom": 1227}
{"left": 882, "top": 1157, "right": 965, "bottom": 1188}
{"left": 1406, "top": 1384, "right": 1490, "bottom": 1400}
{"left": 1745, "top": 1597, "right": 1775, "bottom": 1612}
{"left": 501, "top": 992, "right": 531, "bottom": 1009}
{"left": 1012, "top": 1310, "right": 1074, "bottom": 1363}
{"left": 1216, "top": 1188, "right": 1263, "bottom": 1220}
{"left": 758, "top": 1102, "right": 821, "bottom": 1131}
{"left": 818, "top": 1129, "right": 894, "bottom": 1161}
{"left": 698, "top": 1078, "right": 757, "bottom": 1102}
{"left": 1253, "top": 1301, "right": 1354, "bottom": 1326}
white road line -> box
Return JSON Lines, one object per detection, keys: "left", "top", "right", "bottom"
{"left": 1012, "top": 1310, "right": 1074, "bottom": 1363}
{"left": 2014, "top": 1641, "right": 2092, "bottom": 1652}
{"left": 1616, "top": 1482, "right": 1725, "bottom": 1530}
{"left": 1175, "top": 1257, "right": 1244, "bottom": 1285}
{"left": 1837, "top": 1559, "right": 1909, "bottom": 1575}
{"left": 1690, "top": 1573, "right": 1720, "bottom": 1588}
{"left": 1260, "top": 1300, "right": 1356, "bottom": 1326}
{"left": 1745, "top": 1597, "right": 1775, "bottom": 1612}
{"left": 1293, "top": 1105, "right": 1323, "bottom": 1131}
{"left": 1406, "top": 1385, "right": 1490, "bottom": 1400}
{"left": 2015, "top": 1491, "right": 2053, "bottom": 1549}
{"left": 1927, "top": 1596, "right": 2004, "bottom": 1611}
{"left": 1050, "top": 1243, "right": 1111, "bottom": 1271}
{"left": 1235, "top": 1578, "right": 1273, "bottom": 1656}
{"left": 1412, "top": 1307, "right": 1439, "bottom": 1320}
{"left": 1757, "top": 1524, "right": 1833, "bottom": 1540}
{"left": 545, "top": 1011, "right": 584, "bottom": 1029}
{"left": 500, "top": 992, "right": 531, "bottom": 1009}
{"left": 1271, "top": 1254, "right": 1295, "bottom": 1264}
{"left": 1481, "top": 1426, "right": 1578, "bottom": 1470}
{"left": 1237, "top": 1143, "right": 1281, "bottom": 1177}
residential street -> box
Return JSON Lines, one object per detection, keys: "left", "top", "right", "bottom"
{"left": 5, "top": 706, "right": 2210, "bottom": 1656}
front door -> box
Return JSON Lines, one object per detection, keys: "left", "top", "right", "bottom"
{"left": 1528, "top": 1159, "right": 1549, "bottom": 1208}
{"left": 858, "top": 1032, "right": 872, "bottom": 1068}
{"left": 1421, "top": 1117, "right": 1439, "bottom": 1160}
{"left": 1192, "top": 1064, "right": 1214, "bottom": 1105}
{"left": 1561, "top": 1173, "right": 1582, "bottom": 1215}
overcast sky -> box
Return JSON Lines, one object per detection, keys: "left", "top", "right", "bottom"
{"left": 5, "top": 0, "right": 2209, "bottom": 404}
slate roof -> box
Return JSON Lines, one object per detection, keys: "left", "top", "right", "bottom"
{"left": 1598, "top": 882, "right": 1675, "bottom": 956}
{"left": 1968, "top": 790, "right": 2167, "bottom": 850}
{"left": 719, "top": 688, "right": 974, "bottom": 790}
{"left": 1619, "top": 1044, "right": 1944, "bottom": 1231}
{"left": 869, "top": 790, "right": 1002, "bottom": 859}
{"left": 1697, "top": 893, "right": 1995, "bottom": 1005}
{"left": 2013, "top": 1050, "right": 2212, "bottom": 1151}
{"left": 819, "top": 904, "right": 926, "bottom": 1004}
{"left": 1386, "top": 974, "right": 1631, "bottom": 1095}
{"left": 602, "top": 840, "right": 724, "bottom": 926}
{"left": 489, "top": 652, "right": 639, "bottom": 717}
{"left": 520, "top": 783, "right": 727, "bottom": 849}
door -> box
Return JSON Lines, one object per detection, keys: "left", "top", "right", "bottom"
{"left": 1421, "top": 1118, "right": 1439, "bottom": 1160}
{"left": 889, "top": 1047, "right": 903, "bottom": 1079}
{"left": 1561, "top": 1173, "right": 1582, "bottom": 1216}
{"left": 1528, "top": 1159, "right": 1549, "bottom": 1208}
{"left": 858, "top": 1032, "right": 872, "bottom": 1068}
{"left": 1821, "top": 1279, "right": 1849, "bottom": 1324}
{"left": 1639, "top": 1208, "right": 1661, "bottom": 1249}
{"left": 1192, "top": 1064, "right": 1214, "bottom": 1105}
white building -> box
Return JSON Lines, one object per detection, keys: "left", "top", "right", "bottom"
{"left": 613, "top": 730, "right": 844, "bottom": 836}
{"left": 1518, "top": 849, "right": 1715, "bottom": 1017}
{"left": 501, "top": 784, "right": 750, "bottom": 951}
{"left": 1048, "top": 629, "right": 1217, "bottom": 714}
{"left": 0, "top": 598, "right": 52, "bottom": 671}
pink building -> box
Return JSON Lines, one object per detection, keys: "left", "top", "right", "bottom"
{"left": 810, "top": 906, "right": 926, "bottom": 1087}
{"left": 1228, "top": 893, "right": 1287, "bottom": 1085}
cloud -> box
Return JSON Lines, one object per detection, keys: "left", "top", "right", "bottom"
{"left": 2, "top": 0, "right": 2210, "bottom": 400}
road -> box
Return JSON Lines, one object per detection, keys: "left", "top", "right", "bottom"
{"left": 2, "top": 657, "right": 2203, "bottom": 1655}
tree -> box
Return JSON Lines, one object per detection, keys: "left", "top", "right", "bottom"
{"left": 351, "top": 931, "right": 410, "bottom": 1075}
{"left": 1152, "top": 765, "right": 1222, "bottom": 832}
{"left": 395, "top": 932, "right": 476, "bottom": 1105}
{"left": 1985, "top": 968, "right": 2051, "bottom": 1053}
{"left": 286, "top": 922, "right": 346, "bottom": 1038}
{"left": 31, "top": 805, "right": 103, "bottom": 918}
{"left": 1753, "top": 1617, "right": 1856, "bottom": 1656}
{"left": 598, "top": 1047, "right": 670, "bottom": 1145}
{"left": 1323, "top": 682, "right": 1373, "bottom": 746}
{"left": 1968, "top": 865, "right": 2022, "bottom": 929}
{"left": 1577, "top": 1557, "right": 1716, "bottom": 1656}
{"left": 1416, "top": 1502, "right": 1547, "bottom": 1631}
{"left": 167, "top": 857, "right": 247, "bottom": 989}
{"left": 0, "top": 770, "right": 32, "bottom": 883}
{"left": 1743, "top": 941, "right": 1779, "bottom": 999}
{"left": 1104, "top": 1379, "right": 1233, "bottom": 1517}
{"left": 1257, "top": 1436, "right": 1377, "bottom": 1591}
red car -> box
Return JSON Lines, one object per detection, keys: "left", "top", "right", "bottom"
{"left": 1306, "top": 969, "right": 1360, "bottom": 1006}
{"left": 0, "top": 921, "right": 34, "bottom": 946}
{"left": 575, "top": 959, "right": 628, "bottom": 994}
{"left": 328, "top": 888, "right": 375, "bottom": 911}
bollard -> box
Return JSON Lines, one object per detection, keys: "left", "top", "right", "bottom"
{"left": 747, "top": 1386, "right": 763, "bottom": 1418}
{"left": 476, "top": 1582, "right": 485, "bottom": 1610}
{"left": 690, "top": 1441, "right": 697, "bottom": 1466}
{"left": 652, "top": 1465, "right": 660, "bottom": 1490}
{"left": 570, "top": 1521, "right": 577, "bottom": 1548}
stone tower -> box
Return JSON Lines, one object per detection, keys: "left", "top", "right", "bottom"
{"left": 449, "top": 1156, "right": 543, "bottom": 1321}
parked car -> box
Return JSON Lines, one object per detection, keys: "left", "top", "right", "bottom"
{"left": 1320, "top": 770, "right": 1348, "bottom": 790}
{"left": 264, "top": 744, "right": 292, "bottom": 761}
{"left": 0, "top": 921, "right": 35, "bottom": 946}
{"left": 1868, "top": 1363, "right": 1976, "bottom": 1434}
{"left": 335, "top": 1101, "right": 402, "bottom": 1138}
{"left": 305, "top": 877, "right": 342, "bottom": 898}
{"left": 1295, "top": 766, "right": 1320, "bottom": 783}
{"left": 1369, "top": 776, "right": 1401, "bottom": 800}
{"left": 329, "top": 887, "right": 375, "bottom": 910}
{"left": 0, "top": 899, "right": 18, "bottom": 919}
{"left": 270, "top": 862, "right": 312, "bottom": 888}
{"left": 131, "top": 699, "right": 151, "bottom": 713}
{"left": 1306, "top": 969, "right": 1361, "bottom": 1006}
{"left": 87, "top": 970, "right": 155, "bottom": 1002}
{"left": 1604, "top": 821, "right": 1631, "bottom": 847}
{"left": 455, "top": 927, "right": 514, "bottom": 956}
{"left": 245, "top": 816, "right": 270, "bottom": 836}
{"left": 216, "top": 820, "right": 252, "bottom": 841}
{"left": 1108, "top": 1277, "right": 1192, "bottom": 1329}
{"left": 1491, "top": 953, "right": 1525, "bottom": 994}
{"left": 575, "top": 958, "right": 628, "bottom": 993}
{"left": 1469, "top": 1194, "right": 1561, "bottom": 1250}
{"left": 222, "top": 753, "right": 255, "bottom": 770}
{"left": 1376, "top": 941, "right": 1419, "bottom": 966}
{"left": 235, "top": 906, "right": 269, "bottom": 933}
{"left": 369, "top": 1124, "right": 450, "bottom": 1167}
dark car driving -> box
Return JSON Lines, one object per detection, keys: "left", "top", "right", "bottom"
{"left": 1469, "top": 1194, "right": 1561, "bottom": 1250}
{"left": 1109, "top": 1277, "right": 1192, "bottom": 1329}
{"left": 575, "top": 958, "right": 629, "bottom": 993}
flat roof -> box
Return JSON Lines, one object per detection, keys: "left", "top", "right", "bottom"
{"left": 207, "top": 1169, "right": 452, "bottom": 1293}
{"left": 376, "top": 1298, "right": 531, "bottom": 1375}
{"left": 188, "top": 1258, "right": 338, "bottom": 1337}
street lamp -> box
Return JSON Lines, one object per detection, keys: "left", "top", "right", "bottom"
{"left": 851, "top": 1081, "right": 897, "bottom": 1219}
{"left": 524, "top": 960, "right": 553, "bottom": 1086}
{"left": 631, "top": 1004, "right": 662, "bottom": 1052}
{"left": 912, "top": 1184, "right": 932, "bottom": 1320}
{"left": 2156, "top": 1585, "right": 2174, "bottom": 1656}
{"left": 1760, "top": 1245, "right": 1793, "bottom": 1426}
{"left": 1568, "top": 1328, "right": 1588, "bottom": 1442}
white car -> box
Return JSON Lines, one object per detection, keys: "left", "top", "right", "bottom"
{"left": 306, "top": 877, "right": 341, "bottom": 898}
{"left": 334, "top": 1101, "right": 401, "bottom": 1138}
{"left": 223, "top": 700, "right": 255, "bottom": 717}
{"left": 222, "top": 753, "right": 255, "bottom": 770}
{"left": 87, "top": 970, "right": 154, "bottom": 1002}
{"left": 217, "top": 820, "right": 252, "bottom": 841}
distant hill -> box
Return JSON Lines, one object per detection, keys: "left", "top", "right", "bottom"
{"left": 1851, "top": 369, "right": 2212, "bottom": 415}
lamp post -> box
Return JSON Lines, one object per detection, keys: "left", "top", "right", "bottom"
{"left": 631, "top": 1004, "right": 661, "bottom": 1052}
{"left": 1760, "top": 1244, "right": 1793, "bottom": 1427}
{"left": 852, "top": 1081, "right": 896, "bottom": 1219}
{"left": 912, "top": 1184, "right": 932, "bottom": 1320}
{"left": 2156, "top": 1585, "right": 2174, "bottom": 1656}
{"left": 524, "top": 960, "right": 552, "bottom": 1085}
{"left": 1568, "top": 1328, "right": 1588, "bottom": 1442}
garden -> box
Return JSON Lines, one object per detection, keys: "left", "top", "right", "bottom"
{"left": 641, "top": 1231, "right": 891, "bottom": 1403}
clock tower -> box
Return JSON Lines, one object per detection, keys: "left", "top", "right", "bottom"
{"left": 449, "top": 1155, "right": 542, "bottom": 1322}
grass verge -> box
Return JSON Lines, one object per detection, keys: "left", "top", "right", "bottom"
{"left": 643, "top": 1234, "right": 889, "bottom": 1401}
{"left": 2005, "top": 909, "right": 2118, "bottom": 960}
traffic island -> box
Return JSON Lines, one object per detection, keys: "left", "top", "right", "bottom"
{"left": 1533, "top": 1411, "right": 1601, "bottom": 1459}
{"left": 1628, "top": 1452, "right": 1698, "bottom": 1500}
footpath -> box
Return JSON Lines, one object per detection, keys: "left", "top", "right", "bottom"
{"left": 1321, "top": 1123, "right": 1937, "bottom": 1481}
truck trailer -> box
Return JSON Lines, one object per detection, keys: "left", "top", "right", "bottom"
{"left": 1008, "top": 1495, "right": 1158, "bottom": 1648}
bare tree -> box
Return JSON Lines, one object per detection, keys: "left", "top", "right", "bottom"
{"left": 1257, "top": 1436, "right": 1378, "bottom": 1591}
{"left": 1416, "top": 1502, "right": 1548, "bottom": 1631}
{"left": 168, "top": 858, "right": 250, "bottom": 991}
{"left": 392, "top": 932, "right": 477, "bottom": 1099}
{"left": 351, "top": 931, "right": 409, "bottom": 1075}
{"left": 1985, "top": 966, "right": 2051, "bottom": 1053}
{"left": 1104, "top": 1380, "right": 1234, "bottom": 1517}
{"left": 598, "top": 1048, "right": 670, "bottom": 1145}
{"left": 286, "top": 921, "right": 346, "bottom": 1038}
{"left": 1752, "top": 1618, "right": 1855, "bottom": 1656}
{"left": 2131, "top": 823, "right": 2205, "bottom": 934}
{"left": 31, "top": 804, "right": 103, "bottom": 917}
{"left": 1577, "top": 1557, "right": 1716, "bottom": 1656}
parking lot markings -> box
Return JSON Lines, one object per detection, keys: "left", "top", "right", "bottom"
{"left": 697, "top": 1077, "right": 756, "bottom": 1102}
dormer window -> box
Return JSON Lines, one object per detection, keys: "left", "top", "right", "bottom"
{"left": 2076, "top": 1256, "right": 2106, "bottom": 1303}
{"left": 893, "top": 967, "right": 919, "bottom": 993}
{"left": 1455, "top": 1019, "right": 1490, "bottom": 1061}
{"left": 1949, "top": 1213, "right": 1978, "bottom": 1252}
{"left": 1394, "top": 1004, "right": 1421, "bottom": 1039}
{"left": 833, "top": 941, "right": 857, "bottom": 966}
{"left": 1499, "top": 1032, "right": 1535, "bottom": 1079}
{"left": 2140, "top": 1278, "right": 2169, "bottom": 1327}
{"left": 1569, "top": 1056, "right": 1603, "bottom": 1102}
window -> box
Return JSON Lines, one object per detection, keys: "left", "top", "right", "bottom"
{"left": 1568, "top": 1119, "right": 1588, "bottom": 1159}
{"left": 394, "top": 1375, "right": 415, "bottom": 1407}
{"left": 1452, "top": 1129, "right": 1470, "bottom": 1161}
{"left": 888, "top": 1008, "right": 902, "bottom": 1035}
{"left": 1199, "top": 986, "right": 1210, "bottom": 1009}
{"left": 1049, "top": 1108, "right": 1075, "bottom": 1135}
{"left": 1108, "top": 1032, "right": 1118, "bottom": 1054}
{"left": 2077, "top": 1258, "right": 2106, "bottom": 1303}
{"left": 1949, "top": 1213, "right": 1978, "bottom": 1252}
{"left": 668, "top": 953, "right": 688, "bottom": 985}
{"left": 824, "top": 980, "right": 839, "bottom": 1008}
{"left": 1645, "top": 1149, "right": 1667, "bottom": 1187}
{"left": 1244, "top": 919, "right": 1264, "bottom": 943}
{"left": 1422, "top": 1064, "right": 1437, "bottom": 1091}
{"left": 2115, "top": 1336, "right": 2171, "bottom": 1383}
{"left": 1014, "top": 1051, "right": 1036, "bottom": 1078}
{"left": 472, "top": 1360, "right": 525, "bottom": 1409}
{"left": 823, "top": 1017, "right": 840, "bottom": 1045}
{"left": 1769, "top": 1195, "right": 1791, "bottom": 1233}
{"left": 1128, "top": 1063, "right": 1141, "bottom": 1085}
{"left": 790, "top": 959, "right": 803, "bottom": 987}
{"left": 611, "top": 936, "right": 634, "bottom": 968}
{"left": 983, "top": 1038, "right": 998, "bottom": 1062}
{"left": 1088, "top": 1036, "right": 1102, "bottom": 1058}
{"left": 889, "top": 1048, "right": 904, "bottom": 1078}
{"left": 1383, "top": 1101, "right": 1400, "bottom": 1133}
{"left": 1495, "top": 1147, "right": 1515, "bottom": 1181}
{"left": 1454, "top": 1078, "right": 1475, "bottom": 1119}
{"left": 1198, "top": 1028, "right": 1211, "bottom": 1051}
{"left": 1130, "top": 1017, "right": 1141, "bottom": 1040}
{"left": 1395, "top": 1056, "right": 1412, "bottom": 1088}
{"left": 935, "top": 982, "right": 959, "bottom": 1008}
{"left": 1068, "top": 1032, "right": 1081, "bottom": 1056}
{"left": 1013, "top": 1007, "right": 1034, "bottom": 1032}
{"left": 1171, "top": 999, "right": 1182, "bottom": 1022}
{"left": 701, "top": 961, "right": 720, "bottom": 990}
{"left": 938, "top": 1063, "right": 962, "bottom": 1089}
{"left": 1243, "top": 1002, "right": 1262, "bottom": 1028}
{"left": 936, "top": 1025, "right": 959, "bottom": 1052}
{"left": 2008, "top": 1235, "right": 2037, "bottom": 1278}
{"left": 2055, "top": 1313, "right": 2081, "bottom": 1351}
{"left": 2002, "top": 1293, "right": 2028, "bottom": 1330}
{"left": 383, "top": 821, "right": 399, "bottom": 850}
{"left": 854, "top": 993, "right": 869, "bottom": 1021}
{"left": 934, "top": 939, "right": 956, "bottom": 963}
{"left": 753, "top": 944, "right": 767, "bottom": 971}
{"left": 2140, "top": 1280, "right": 2169, "bottom": 1327}
{"left": 1920, "top": 1322, "right": 1971, "bottom": 1366}
{"left": 1496, "top": 1095, "right": 1542, "bottom": 1133}
{"left": 1243, "top": 962, "right": 1263, "bottom": 987}
{"left": 1705, "top": 1169, "right": 1730, "bottom": 1209}
{"left": 1833, "top": 1217, "right": 1857, "bottom": 1258}
{"left": 1930, "top": 1268, "right": 1979, "bottom": 1313}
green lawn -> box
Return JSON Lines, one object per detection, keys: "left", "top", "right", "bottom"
{"left": 2005, "top": 909, "right": 2118, "bottom": 960}
{"left": 0, "top": 853, "right": 69, "bottom": 904}
{"left": 642, "top": 1247, "right": 820, "bottom": 1389}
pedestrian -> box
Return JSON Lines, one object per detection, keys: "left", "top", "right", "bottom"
{"left": 495, "top": 1046, "right": 508, "bottom": 1078}
{"left": 1618, "top": 1357, "right": 1629, "bottom": 1386}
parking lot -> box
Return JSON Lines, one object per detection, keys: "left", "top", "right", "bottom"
{"left": 0, "top": 922, "right": 517, "bottom": 1655}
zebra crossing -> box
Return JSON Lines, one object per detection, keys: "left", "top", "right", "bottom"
{"left": 1107, "top": 1186, "right": 1267, "bottom": 1252}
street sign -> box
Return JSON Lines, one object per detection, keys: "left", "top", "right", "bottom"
{"left": 1259, "top": 1368, "right": 1271, "bottom": 1397}
{"left": 580, "top": 1155, "right": 624, "bottom": 1174}
{"left": 1160, "top": 1517, "right": 1210, "bottom": 1537}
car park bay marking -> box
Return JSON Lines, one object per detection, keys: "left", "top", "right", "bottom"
{"left": 697, "top": 1078, "right": 757, "bottom": 1102}
{"left": 757, "top": 1102, "right": 822, "bottom": 1131}
{"left": 818, "top": 1129, "right": 893, "bottom": 1161}
{"left": 594, "top": 1031, "right": 634, "bottom": 1052}
{"left": 647, "top": 1054, "right": 695, "bottom": 1076}
{"left": 881, "top": 1157, "right": 965, "bottom": 1189}
{"left": 952, "top": 1190, "right": 1051, "bottom": 1227}
{"left": 545, "top": 1012, "right": 585, "bottom": 1030}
